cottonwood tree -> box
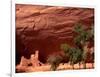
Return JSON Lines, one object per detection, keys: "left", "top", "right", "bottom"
{"left": 74, "top": 23, "right": 94, "bottom": 69}
{"left": 47, "top": 55, "right": 62, "bottom": 71}
{"left": 69, "top": 47, "right": 82, "bottom": 69}
{"left": 60, "top": 43, "right": 70, "bottom": 62}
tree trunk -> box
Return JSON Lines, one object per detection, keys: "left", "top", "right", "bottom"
{"left": 51, "top": 65, "right": 56, "bottom": 71}
{"left": 72, "top": 64, "right": 74, "bottom": 69}
{"left": 79, "top": 62, "right": 81, "bottom": 69}
{"left": 83, "top": 62, "right": 86, "bottom": 69}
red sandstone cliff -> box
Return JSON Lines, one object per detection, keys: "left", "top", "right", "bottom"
{"left": 16, "top": 4, "right": 94, "bottom": 64}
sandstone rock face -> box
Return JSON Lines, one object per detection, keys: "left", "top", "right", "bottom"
{"left": 16, "top": 4, "right": 94, "bottom": 64}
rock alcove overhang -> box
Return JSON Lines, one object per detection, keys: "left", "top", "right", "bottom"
{"left": 16, "top": 4, "right": 94, "bottom": 65}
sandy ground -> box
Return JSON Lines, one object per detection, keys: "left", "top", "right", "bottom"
{"left": 16, "top": 63, "right": 94, "bottom": 73}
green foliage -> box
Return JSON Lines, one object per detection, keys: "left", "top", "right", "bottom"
{"left": 60, "top": 43, "right": 83, "bottom": 69}
{"left": 60, "top": 43, "right": 69, "bottom": 54}
{"left": 74, "top": 24, "right": 94, "bottom": 45}
{"left": 47, "top": 55, "right": 62, "bottom": 71}
{"left": 60, "top": 43, "right": 71, "bottom": 62}
{"left": 74, "top": 24, "right": 90, "bottom": 46}
{"left": 74, "top": 23, "right": 84, "bottom": 33}
{"left": 69, "top": 48, "right": 82, "bottom": 65}
{"left": 87, "top": 26, "right": 94, "bottom": 41}
{"left": 74, "top": 23, "right": 94, "bottom": 69}
{"left": 59, "top": 23, "right": 94, "bottom": 69}
{"left": 74, "top": 35, "right": 82, "bottom": 47}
